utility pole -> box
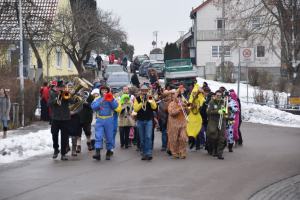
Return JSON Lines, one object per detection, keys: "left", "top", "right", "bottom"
{"left": 153, "top": 31, "right": 158, "bottom": 48}
{"left": 19, "top": 0, "right": 25, "bottom": 127}
{"left": 291, "top": 0, "right": 297, "bottom": 79}
{"left": 220, "top": 0, "right": 225, "bottom": 81}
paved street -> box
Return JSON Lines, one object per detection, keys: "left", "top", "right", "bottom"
{"left": 0, "top": 122, "right": 299, "bottom": 200}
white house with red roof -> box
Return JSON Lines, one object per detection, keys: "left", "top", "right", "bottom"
{"left": 189, "top": 0, "right": 281, "bottom": 80}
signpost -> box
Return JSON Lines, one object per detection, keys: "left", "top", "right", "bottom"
{"left": 238, "top": 48, "right": 254, "bottom": 103}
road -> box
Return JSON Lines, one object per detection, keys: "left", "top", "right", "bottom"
{"left": 0, "top": 122, "right": 299, "bottom": 200}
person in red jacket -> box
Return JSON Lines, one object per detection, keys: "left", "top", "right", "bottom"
{"left": 40, "top": 81, "right": 50, "bottom": 121}
{"left": 109, "top": 53, "right": 115, "bottom": 64}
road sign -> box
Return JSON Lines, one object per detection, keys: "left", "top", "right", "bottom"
{"left": 241, "top": 48, "right": 254, "bottom": 63}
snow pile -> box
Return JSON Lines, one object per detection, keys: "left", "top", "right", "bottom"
{"left": 0, "top": 129, "right": 52, "bottom": 164}
{"left": 197, "top": 77, "right": 300, "bottom": 128}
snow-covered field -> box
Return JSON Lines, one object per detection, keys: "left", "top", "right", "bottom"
{"left": 0, "top": 78, "right": 299, "bottom": 164}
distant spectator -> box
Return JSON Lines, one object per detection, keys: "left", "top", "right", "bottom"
{"left": 95, "top": 54, "right": 103, "bottom": 72}
{"left": 40, "top": 82, "right": 50, "bottom": 121}
{"left": 109, "top": 53, "right": 115, "bottom": 64}
{"left": 131, "top": 71, "right": 140, "bottom": 88}
{"left": 0, "top": 88, "right": 11, "bottom": 138}
{"left": 122, "top": 56, "right": 128, "bottom": 71}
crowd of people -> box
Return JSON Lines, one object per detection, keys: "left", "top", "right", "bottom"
{"left": 40, "top": 77, "right": 243, "bottom": 161}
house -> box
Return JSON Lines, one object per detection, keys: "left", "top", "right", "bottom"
{"left": 187, "top": 0, "right": 281, "bottom": 80}
{"left": 0, "top": 0, "right": 78, "bottom": 81}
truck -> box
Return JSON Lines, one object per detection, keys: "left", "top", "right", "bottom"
{"left": 164, "top": 59, "right": 198, "bottom": 89}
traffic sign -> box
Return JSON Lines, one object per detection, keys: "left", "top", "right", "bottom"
{"left": 240, "top": 47, "right": 254, "bottom": 63}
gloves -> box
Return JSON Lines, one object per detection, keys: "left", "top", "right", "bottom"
{"left": 104, "top": 92, "right": 114, "bottom": 102}
{"left": 218, "top": 109, "right": 223, "bottom": 115}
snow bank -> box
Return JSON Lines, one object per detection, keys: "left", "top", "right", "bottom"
{"left": 0, "top": 129, "right": 52, "bottom": 164}
{"left": 197, "top": 77, "right": 300, "bottom": 128}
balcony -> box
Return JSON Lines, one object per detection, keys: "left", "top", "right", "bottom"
{"left": 196, "top": 30, "right": 238, "bottom": 41}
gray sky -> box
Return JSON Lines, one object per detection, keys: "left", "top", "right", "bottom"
{"left": 97, "top": 0, "right": 201, "bottom": 55}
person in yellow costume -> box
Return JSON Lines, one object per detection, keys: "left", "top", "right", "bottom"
{"left": 186, "top": 83, "right": 205, "bottom": 149}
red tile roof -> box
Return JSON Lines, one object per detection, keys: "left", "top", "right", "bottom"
{"left": 0, "top": 0, "right": 58, "bottom": 41}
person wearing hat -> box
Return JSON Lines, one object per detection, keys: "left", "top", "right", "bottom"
{"left": 133, "top": 84, "right": 157, "bottom": 160}
{"left": 91, "top": 85, "right": 118, "bottom": 161}
{"left": 206, "top": 90, "right": 226, "bottom": 160}
{"left": 118, "top": 94, "right": 134, "bottom": 148}
{"left": 48, "top": 80, "right": 70, "bottom": 160}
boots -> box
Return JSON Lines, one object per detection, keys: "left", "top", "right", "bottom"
{"left": 71, "top": 137, "right": 77, "bottom": 156}
{"left": 106, "top": 150, "right": 112, "bottom": 160}
{"left": 52, "top": 149, "right": 60, "bottom": 159}
{"left": 228, "top": 143, "right": 233, "bottom": 152}
{"left": 76, "top": 145, "right": 81, "bottom": 154}
{"left": 3, "top": 127, "right": 7, "bottom": 139}
{"left": 87, "top": 142, "right": 93, "bottom": 151}
{"left": 93, "top": 148, "right": 101, "bottom": 160}
{"left": 61, "top": 154, "right": 68, "bottom": 161}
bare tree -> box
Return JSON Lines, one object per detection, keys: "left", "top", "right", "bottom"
{"left": 216, "top": 0, "right": 300, "bottom": 90}
{"left": 50, "top": 2, "right": 126, "bottom": 75}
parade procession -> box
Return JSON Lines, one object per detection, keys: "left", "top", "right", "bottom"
{"left": 41, "top": 75, "right": 243, "bottom": 161}
{"left": 1, "top": 0, "right": 300, "bottom": 199}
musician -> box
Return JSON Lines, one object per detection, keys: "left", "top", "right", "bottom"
{"left": 157, "top": 90, "right": 171, "bottom": 151}
{"left": 48, "top": 80, "right": 70, "bottom": 161}
{"left": 91, "top": 85, "right": 118, "bottom": 161}
{"left": 186, "top": 84, "right": 205, "bottom": 149}
{"left": 77, "top": 90, "right": 94, "bottom": 153}
{"left": 118, "top": 94, "right": 135, "bottom": 148}
{"left": 206, "top": 90, "right": 226, "bottom": 160}
{"left": 167, "top": 92, "right": 188, "bottom": 159}
{"left": 225, "top": 90, "right": 239, "bottom": 152}
{"left": 133, "top": 84, "right": 157, "bottom": 161}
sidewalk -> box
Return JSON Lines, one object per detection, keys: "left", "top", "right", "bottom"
{"left": 1, "top": 121, "right": 50, "bottom": 138}
{"left": 249, "top": 175, "right": 300, "bottom": 200}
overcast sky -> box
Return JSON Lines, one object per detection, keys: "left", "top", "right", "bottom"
{"left": 97, "top": 0, "right": 201, "bottom": 55}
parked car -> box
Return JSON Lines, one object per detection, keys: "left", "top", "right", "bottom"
{"left": 139, "top": 60, "right": 156, "bottom": 77}
{"left": 147, "top": 61, "right": 165, "bottom": 78}
{"left": 106, "top": 72, "right": 131, "bottom": 93}
{"left": 130, "top": 55, "right": 149, "bottom": 73}
{"left": 102, "top": 64, "right": 125, "bottom": 80}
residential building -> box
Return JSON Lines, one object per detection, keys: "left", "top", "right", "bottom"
{"left": 186, "top": 0, "right": 281, "bottom": 80}
{"left": 0, "top": 0, "right": 78, "bottom": 80}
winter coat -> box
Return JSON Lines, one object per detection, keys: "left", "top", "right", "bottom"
{"left": 186, "top": 85, "right": 205, "bottom": 138}
{"left": 206, "top": 98, "right": 226, "bottom": 140}
{"left": 79, "top": 95, "right": 94, "bottom": 124}
{"left": 131, "top": 73, "right": 140, "bottom": 88}
{"left": 0, "top": 96, "right": 11, "bottom": 121}
{"left": 48, "top": 89, "right": 71, "bottom": 121}
{"left": 157, "top": 100, "right": 169, "bottom": 128}
{"left": 118, "top": 103, "right": 135, "bottom": 127}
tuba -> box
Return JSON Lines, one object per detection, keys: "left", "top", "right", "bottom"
{"left": 68, "top": 77, "right": 93, "bottom": 113}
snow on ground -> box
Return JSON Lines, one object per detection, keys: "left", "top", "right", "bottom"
{"left": 197, "top": 77, "right": 300, "bottom": 128}
{"left": 0, "top": 129, "right": 52, "bottom": 164}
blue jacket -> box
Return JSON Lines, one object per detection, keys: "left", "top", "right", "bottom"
{"left": 91, "top": 97, "right": 118, "bottom": 117}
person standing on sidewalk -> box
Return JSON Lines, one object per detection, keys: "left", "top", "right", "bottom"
{"left": 157, "top": 91, "right": 170, "bottom": 151}
{"left": 0, "top": 88, "right": 11, "bottom": 139}
{"left": 40, "top": 82, "right": 50, "bottom": 121}
{"left": 133, "top": 85, "right": 157, "bottom": 161}
{"left": 48, "top": 80, "right": 70, "bottom": 161}
{"left": 91, "top": 86, "right": 118, "bottom": 161}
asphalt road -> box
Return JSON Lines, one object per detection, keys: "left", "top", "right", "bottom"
{"left": 0, "top": 122, "right": 299, "bottom": 200}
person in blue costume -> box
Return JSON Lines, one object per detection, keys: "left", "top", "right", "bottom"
{"left": 91, "top": 85, "right": 118, "bottom": 161}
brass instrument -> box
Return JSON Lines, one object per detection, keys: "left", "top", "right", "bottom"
{"left": 68, "top": 77, "right": 93, "bottom": 113}
{"left": 178, "top": 98, "right": 189, "bottom": 121}
{"left": 141, "top": 91, "right": 153, "bottom": 111}
{"left": 56, "top": 86, "right": 71, "bottom": 106}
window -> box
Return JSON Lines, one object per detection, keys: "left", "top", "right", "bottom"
{"left": 217, "top": 19, "right": 225, "bottom": 30}
{"left": 257, "top": 46, "right": 265, "bottom": 57}
{"left": 252, "top": 17, "right": 261, "bottom": 28}
{"left": 212, "top": 46, "right": 219, "bottom": 57}
{"left": 212, "top": 46, "right": 231, "bottom": 57}
{"left": 56, "top": 48, "right": 62, "bottom": 67}
{"left": 68, "top": 56, "right": 73, "bottom": 69}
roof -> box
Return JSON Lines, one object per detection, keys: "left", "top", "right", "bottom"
{"left": 190, "top": 0, "right": 213, "bottom": 18}
{"left": 0, "top": 0, "right": 58, "bottom": 41}
{"left": 176, "top": 30, "right": 192, "bottom": 44}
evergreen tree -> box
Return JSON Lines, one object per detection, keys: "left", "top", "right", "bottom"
{"left": 164, "top": 42, "right": 180, "bottom": 61}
